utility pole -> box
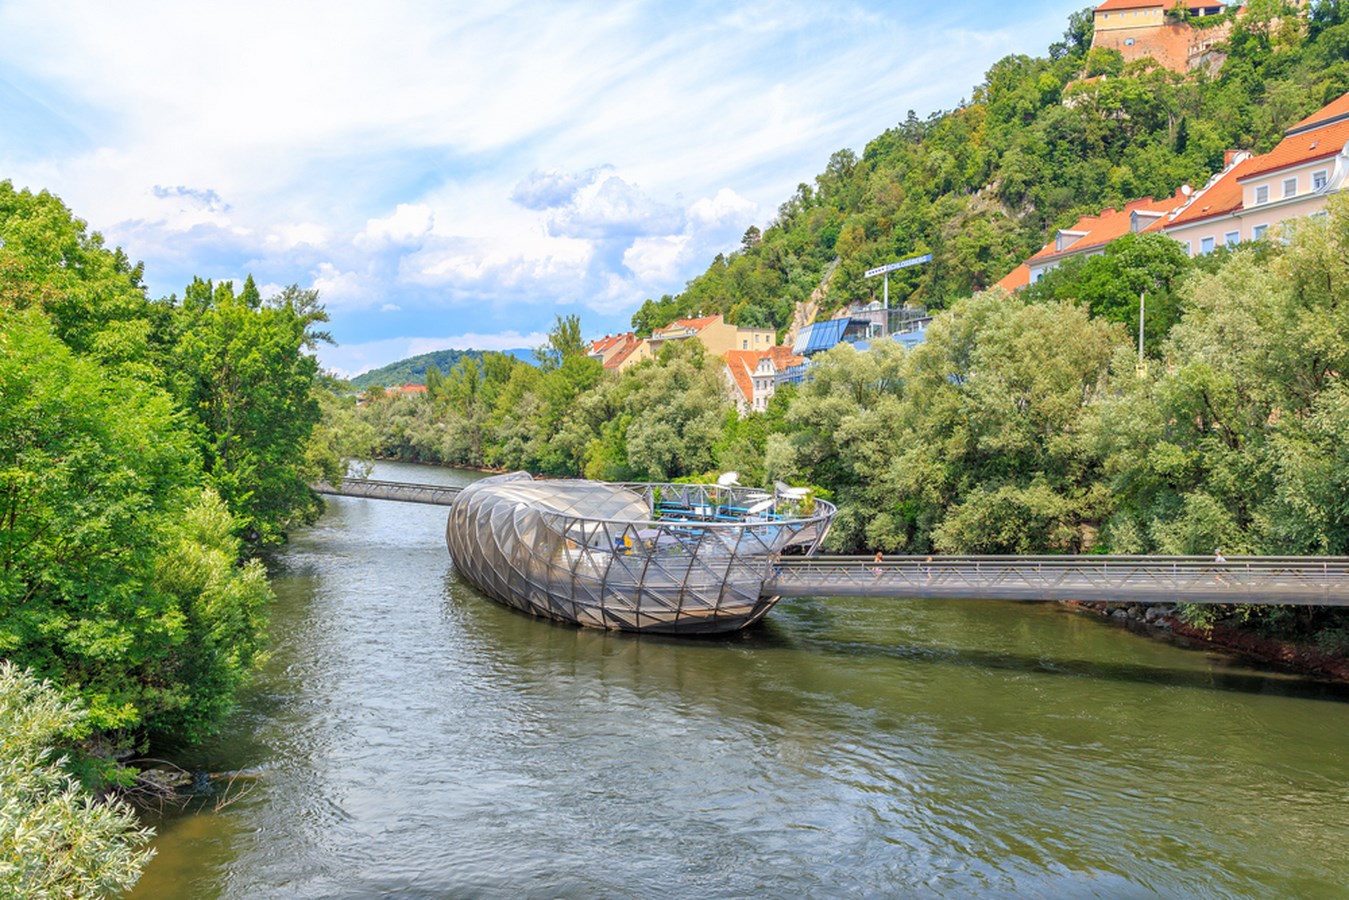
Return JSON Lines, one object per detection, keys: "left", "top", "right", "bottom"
{"left": 1138, "top": 291, "right": 1147, "bottom": 375}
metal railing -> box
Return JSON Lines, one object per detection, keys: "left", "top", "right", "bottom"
{"left": 765, "top": 555, "right": 1349, "bottom": 606}
{"left": 312, "top": 478, "right": 464, "bottom": 506}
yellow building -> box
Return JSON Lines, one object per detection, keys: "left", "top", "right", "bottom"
{"left": 612, "top": 315, "right": 776, "bottom": 370}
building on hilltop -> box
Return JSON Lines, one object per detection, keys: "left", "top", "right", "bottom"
{"left": 1091, "top": 0, "right": 1232, "bottom": 72}
{"left": 723, "top": 346, "right": 805, "bottom": 415}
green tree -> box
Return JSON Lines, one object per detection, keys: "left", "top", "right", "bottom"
{"left": 0, "top": 662, "right": 153, "bottom": 897}
{"left": 172, "top": 279, "right": 324, "bottom": 547}
{"left": 535, "top": 313, "right": 588, "bottom": 371}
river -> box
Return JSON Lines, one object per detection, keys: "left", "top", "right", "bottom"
{"left": 129, "top": 462, "right": 1349, "bottom": 898}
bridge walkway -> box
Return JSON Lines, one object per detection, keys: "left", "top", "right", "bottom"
{"left": 313, "top": 483, "right": 1349, "bottom": 606}
{"left": 767, "top": 555, "right": 1349, "bottom": 606}
{"left": 313, "top": 478, "right": 464, "bottom": 506}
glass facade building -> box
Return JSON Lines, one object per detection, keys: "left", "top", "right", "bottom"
{"left": 446, "top": 472, "right": 835, "bottom": 634}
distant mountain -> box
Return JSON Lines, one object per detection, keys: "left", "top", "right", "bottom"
{"left": 349, "top": 348, "right": 533, "bottom": 389}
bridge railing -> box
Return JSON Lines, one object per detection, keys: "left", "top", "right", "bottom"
{"left": 312, "top": 478, "right": 464, "bottom": 506}
{"left": 766, "top": 554, "right": 1349, "bottom": 605}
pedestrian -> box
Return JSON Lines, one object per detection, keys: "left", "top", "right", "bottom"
{"left": 872, "top": 550, "right": 883, "bottom": 576}
{"left": 1213, "top": 548, "right": 1227, "bottom": 585}
{"left": 925, "top": 555, "right": 933, "bottom": 581}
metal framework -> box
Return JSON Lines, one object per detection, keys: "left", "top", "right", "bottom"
{"left": 767, "top": 555, "right": 1349, "bottom": 606}
{"left": 314, "top": 478, "right": 463, "bottom": 506}
{"left": 445, "top": 472, "right": 835, "bottom": 633}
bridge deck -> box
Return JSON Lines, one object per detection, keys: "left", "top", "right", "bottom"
{"left": 767, "top": 555, "right": 1349, "bottom": 606}
{"left": 313, "top": 478, "right": 464, "bottom": 506}
{"left": 312, "top": 482, "right": 1349, "bottom": 606}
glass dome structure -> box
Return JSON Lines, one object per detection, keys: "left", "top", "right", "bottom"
{"left": 446, "top": 472, "right": 835, "bottom": 634}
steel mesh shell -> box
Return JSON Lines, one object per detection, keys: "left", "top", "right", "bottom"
{"left": 446, "top": 472, "right": 835, "bottom": 634}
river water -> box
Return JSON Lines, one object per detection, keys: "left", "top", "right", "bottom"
{"left": 130, "top": 462, "right": 1349, "bottom": 898}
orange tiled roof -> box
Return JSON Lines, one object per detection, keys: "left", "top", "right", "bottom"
{"left": 607, "top": 338, "right": 642, "bottom": 369}
{"left": 1095, "top": 0, "right": 1165, "bottom": 10}
{"left": 994, "top": 263, "right": 1031, "bottom": 292}
{"left": 1027, "top": 190, "right": 1188, "bottom": 263}
{"left": 589, "top": 333, "right": 627, "bottom": 355}
{"left": 1165, "top": 157, "right": 1256, "bottom": 227}
{"left": 723, "top": 350, "right": 758, "bottom": 402}
{"left": 1289, "top": 90, "right": 1349, "bottom": 133}
{"left": 1239, "top": 117, "right": 1349, "bottom": 180}
{"left": 656, "top": 315, "right": 721, "bottom": 337}
{"left": 765, "top": 345, "right": 803, "bottom": 370}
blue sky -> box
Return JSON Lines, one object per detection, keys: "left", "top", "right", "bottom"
{"left": 0, "top": 0, "right": 1072, "bottom": 376}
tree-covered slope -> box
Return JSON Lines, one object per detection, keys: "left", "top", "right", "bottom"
{"left": 631, "top": 1, "right": 1349, "bottom": 336}
{"left": 350, "top": 347, "right": 533, "bottom": 389}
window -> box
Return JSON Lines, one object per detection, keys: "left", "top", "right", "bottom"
{"left": 1181, "top": 240, "right": 1192, "bottom": 256}
{"left": 1252, "top": 224, "right": 1268, "bottom": 240}
{"left": 1255, "top": 185, "right": 1269, "bottom": 204}
{"left": 1313, "top": 169, "right": 1328, "bottom": 190}
{"left": 1200, "top": 236, "right": 1215, "bottom": 255}
{"left": 1225, "top": 231, "right": 1239, "bottom": 247}
{"left": 742, "top": 339, "right": 748, "bottom": 349}
{"left": 1283, "top": 177, "right": 1297, "bottom": 198}
{"left": 1125, "top": 37, "right": 1135, "bottom": 45}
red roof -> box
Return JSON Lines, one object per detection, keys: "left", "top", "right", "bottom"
{"left": 589, "top": 333, "right": 629, "bottom": 355}
{"left": 1239, "top": 117, "right": 1349, "bottom": 180}
{"left": 655, "top": 315, "right": 721, "bottom": 337}
{"left": 1095, "top": 0, "right": 1165, "bottom": 10}
{"left": 994, "top": 263, "right": 1031, "bottom": 293}
{"left": 723, "top": 350, "right": 758, "bottom": 402}
{"left": 1026, "top": 189, "right": 1188, "bottom": 264}
{"left": 723, "top": 347, "right": 802, "bottom": 404}
{"left": 1289, "top": 90, "right": 1349, "bottom": 133}
{"left": 606, "top": 338, "right": 642, "bottom": 369}
{"left": 1166, "top": 157, "right": 1255, "bottom": 227}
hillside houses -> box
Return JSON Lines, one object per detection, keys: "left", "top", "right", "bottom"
{"left": 995, "top": 89, "right": 1349, "bottom": 287}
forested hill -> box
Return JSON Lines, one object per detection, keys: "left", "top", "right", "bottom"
{"left": 350, "top": 347, "right": 532, "bottom": 388}
{"left": 631, "top": 2, "right": 1349, "bottom": 336}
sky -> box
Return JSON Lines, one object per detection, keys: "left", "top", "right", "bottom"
{"left": 0, "top": 0, "right": 1073, "bottom": 376}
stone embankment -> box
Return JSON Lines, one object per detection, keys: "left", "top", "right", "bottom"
{"left": 1070, "top": 601, "right": 1349, "bottom": 682}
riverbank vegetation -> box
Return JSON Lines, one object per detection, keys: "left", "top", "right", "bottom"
{"left": 1, "top": 183, "right": 334, "bottom": 760}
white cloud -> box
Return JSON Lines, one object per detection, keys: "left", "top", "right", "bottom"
{"left": 267, "top": 221, "right": 328, "bottom": 250}
{"left": 623, "top": 235, "right": 690, "bottom": 284}
{"left": 357, "top": 203, "right": 434, "bottom": 248}
{"left": 0, "top": 0, "right": 1074, "bottom": 348}
{"left": 310, "top": 262, "right": 371, "bottom": 306}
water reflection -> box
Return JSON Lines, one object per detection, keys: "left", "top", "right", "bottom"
{"left": 132, "top": 463, "right": 1349, "bottom": 899}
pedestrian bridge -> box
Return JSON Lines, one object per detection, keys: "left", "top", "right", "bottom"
{"left": 313, "top": 477, "right": 463, "bottom": 506}
{"left": 316, "top": 478, "right": 1349, "bottom": 607}
{"left": 768, "top": 555, "right": 1349, "bottom": 607}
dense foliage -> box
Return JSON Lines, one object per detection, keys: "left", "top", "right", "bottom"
{"left": 1, "top": 181, "right": 330, "bottom": 747}
{"left": 0, "top": 662, "right": 154, "bottom": 896}
{"left": 630, "top": 1, "right": 1349, "bottom": 336}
